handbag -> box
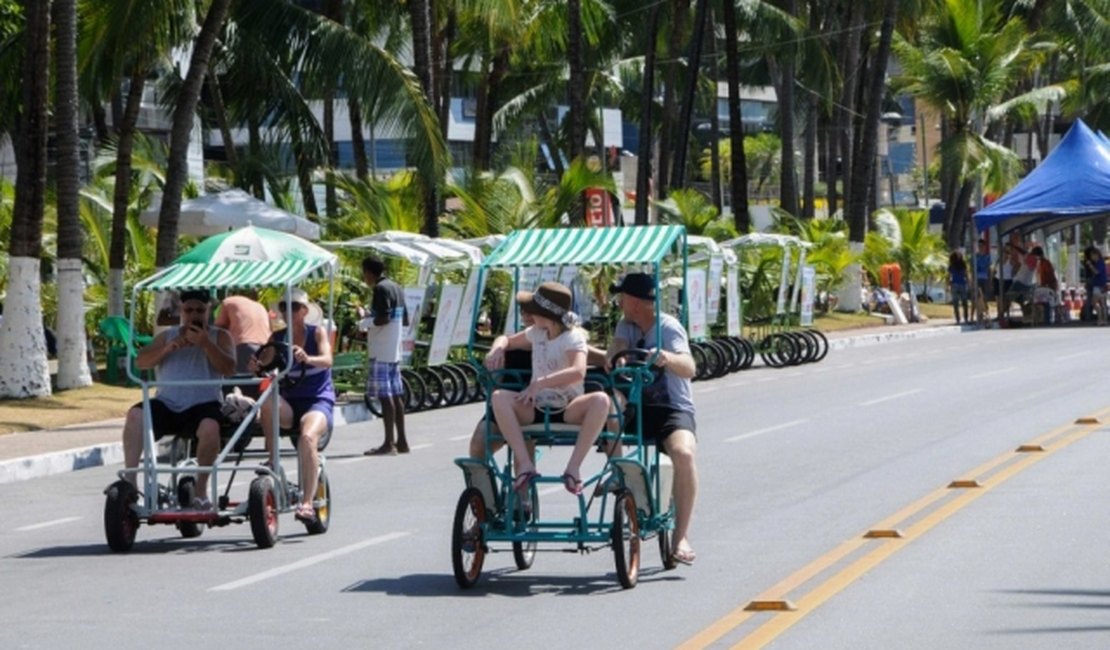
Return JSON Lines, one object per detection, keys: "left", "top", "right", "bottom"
{"left": 533, "top": 388, "right": 570, "bottom": 413}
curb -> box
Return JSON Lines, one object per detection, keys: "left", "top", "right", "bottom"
{"left": 827, "top": 325, "right": 963, "bottom": 350}
{"left": 0, "top": 400, "right": 371, "bottom": 486}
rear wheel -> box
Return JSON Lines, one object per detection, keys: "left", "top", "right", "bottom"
{"left": 175, "top": 477, "right": 203, "bottom": 539}
{"left": 104, "top": 480, "right": 139, "bottom": 553}
{"left": 659, "top": 526, "right": 678, "bottom": 570}
{"left": 402, "top": 370, "right": 426, "bottom": 412}
{"left": 417, "top": 367, "right": 446, "bottom": 409}
{"left": 451, "top": 488, "right": 487, "bottom": 588}
{"left": 612, "top": 490, "right": 641, "bottom": 589}
{"left": 248, "top": 476, "right": 279, "bottom": 549}
{"left": 303, "top": 467, "right": 331, "bottom": 535}
{"left": 364, "top": 393, "right": 383, "bottom": 418}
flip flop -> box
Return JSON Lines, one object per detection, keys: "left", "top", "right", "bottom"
{"left": 364, "top": 446, "right": 397, "bottom": 456}
{"left": 560, "top": 473, "right": 583, "bottom": 496}
{"left": 294, "top": 504, "right": 317, "bottom": 524}
{"left": 512, "top": 470, "right": 540, "bottom": 493}
{"left": 671, "top": 546, "right": 697, "bottom": 566}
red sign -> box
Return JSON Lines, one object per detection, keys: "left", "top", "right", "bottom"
{"left": 584, "top": 187, "right": 612, "bottom": 227}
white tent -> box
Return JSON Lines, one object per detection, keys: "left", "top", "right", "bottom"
{"left": 140, "top": 189, "right": 321, "bottom": 240}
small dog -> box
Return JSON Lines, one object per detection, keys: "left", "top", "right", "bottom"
{"left": 221, "top": 387, "right": 256, "bottom": 424}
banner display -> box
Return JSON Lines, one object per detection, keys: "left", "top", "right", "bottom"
{"left": 429, "top": 284, "right": 463, "bottom": 365}
{"left": 451, "top": 272, "right": 482, "bottom": 346}
{"left": 687, "top": 268, "right": 708, "bottom": 339}
{"left": 402, "top": 286, "right": 427, "bottom": 363}
{"left": 584, "top": 187, "right": 613, "bottom": 227}
{"left": 520, "top": 266, "right": 543, "bottom": 291}
{"left": 707, "top": 256, "right": 724, "bottom": 324}
{"left": 540, "top": 266, "right": 560, "bottom": 284}
{"left": 727, "top": 266, "right": 741, "bottom": 337}
{"left": 800, "top": 266, "right": 816, "bottom": 326}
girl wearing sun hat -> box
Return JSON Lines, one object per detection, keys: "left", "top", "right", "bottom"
{"left": 487, "top": 281, "right": 611, "bottom": 496}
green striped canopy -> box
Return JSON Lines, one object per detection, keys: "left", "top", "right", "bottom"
{"left": 482, "top": 225, "right": 686, "bottom": 268}
{"left": 137, "top": 226, "right": 336, "bottom": 290}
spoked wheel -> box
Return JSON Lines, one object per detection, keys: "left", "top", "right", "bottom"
{"left": 402, "top": 370, "right": 426, "bottom": 413}
{"left": 808, "top": 329, "right": 829, "bottom": 362}
{"left": 248, "top": 476, "right": 279, "bottom": 549}
{"left": 104, "top": 480, "right": 140, "bottom": 553}
{"left": 512, "top": 483, "right": 539, "bottom": 571}
{"left": 690, "top": 343, "right": 708, "bottom": 381}
{"left": 658, "top": 526, "right": 678, "bottom": 571}
{"left": 303, "top": 467, "right": 331, "bottom": 535}
{"left": 611, "top": 490, "right": 641, "bottom": 589}
{"left": 452, "top": 487, "right": 487, "bottom": 588}
{"left": 364, "top": 393, "right": 383, "bottom": 418}
{"left": 441, "top": 364, "right": 469, "bottom": 406}
{"left": 175, "top": 477, "right": 203, "bottom": 539}
{"left": 417, "top": 367, "right": 446, "bottom": 410}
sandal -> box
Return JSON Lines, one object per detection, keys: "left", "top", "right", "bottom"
{"left": 294, "top": 503, "right": 317, "bottom": 524}
{"left": 512, "top": 470, "right": 540, "bottom": 494}
{"left": 191, "top": 497, "right": 213, "bottom": 511}
{"left": 671, "top": 546, "right": 697, "bottom": 566}
{"left": 560, "top": 472, "right": 583, "bottom": 496}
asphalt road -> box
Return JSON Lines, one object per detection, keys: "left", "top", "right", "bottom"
{"left": 3, "top": 327, "right": 1110, "bottom": 649}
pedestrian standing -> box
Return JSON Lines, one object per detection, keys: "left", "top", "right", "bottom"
{"left": 948, "top": 251, "right": 970, "bottom": 324}
{"left": 359, "top": 257, "right": 410, "bottom": 455}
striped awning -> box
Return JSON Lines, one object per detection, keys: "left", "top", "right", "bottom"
{"left": 137, "top": 258, "right": 334, "bottom": 291}
{"left": 482, "top": 225, "right": 686, "bottom": 268}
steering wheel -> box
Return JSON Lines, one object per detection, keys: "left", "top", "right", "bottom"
{"left": 610, "top": 348, "right": 664, "bottom": 385}
{"left": 254, "top": 341, "right": 306, "bottom": 388}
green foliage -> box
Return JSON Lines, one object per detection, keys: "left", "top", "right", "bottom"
{"left": 698, "top": 133, "right": 782, "bottom": 194}
{"left": 654, "top": 188, "right": 737, "bottom": 240}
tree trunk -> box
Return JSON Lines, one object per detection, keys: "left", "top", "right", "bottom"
{"left": 208, "top": 72, "right": 237, "bottom": 168}
{"left": 803, "top": 93, "right": 817, "bottom": 220}
{"left": 53, "top": 0, "right": 91, "bottom": 389}
{"left": 436, "top": 7, "right": 456, "bottom": 141}
{"left": 349, "top": 96, "right": 369, "bottom": 181}
{"left": 707, "top": 9, "right": 722, "bottom": 214}
{"left": 635, "top": 3, "right": 663, "bottom": 226}
{"left": 846, "top": 0, "right": 895, "bottom": 243}
{"left": 1, "top": 0, "right": 52, "bottom": 398}
{"left": 473, "top": 50, "right": 508, "bottom": 171}
{"left": 109, "top": 69, "right": 145, "bottom": 317}
{"left": 722, "top": 0, "right": 749, "bottom": 232}
{"left": 248, "top": 116, "right": 264, "bottom": 198}
{"left": 92, "top": 101, "right": 110, "bottom": 143}
{"left": 408, "top": 0, "right": 439, "bottom": 237}
{"left": 822, "top": 111, "right": 836, "bottom": 215}
{"left": 836, "top": 2, "right": 863, "bottom": 215}
{"left": 657, "top": 0, "right": 690, "bottom": 197}
{"left": 566, "top": 0, "right": 586, "bottom": 162}
{"left": 155, "top": 0, "right": 232, "bottom": 267}
{"left": 322, "top": 0, "right": 342, "bottom": 219}
{"left": 291, "top": 124, "right": 319, "bottom": 216}
{"left": 774, "top": 0, "right": 799, "bottom": 217}
{"left": 672, "top": 0, "right": 710, "bottom": 191}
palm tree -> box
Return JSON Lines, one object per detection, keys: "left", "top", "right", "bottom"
{"left": 893, "top": 0, "right": 1033, "bottom": 247}
{"left": 80, "top": 0, "right": 195, "bottom": 314}
{"left": 654, "top": 187, "right": 738, "bottom": 239}
{"left": 154, "top": 0, "right": 231, "bottom": 267}
{"left": 53, "top": 0, "right": 92, "bottom": 389}
{"left": 408, "top": 0, "right": 441, "bottom": 237}
{"left": 1, "top": 0, "right": 52, "bottom": 398}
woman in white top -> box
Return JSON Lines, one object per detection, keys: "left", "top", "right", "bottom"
{"left": 487, "top": 282, "right": 610, "bottom": 496}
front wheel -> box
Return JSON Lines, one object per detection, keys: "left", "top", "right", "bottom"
{"left": 104, "top": 480, "right": 140, "bottom": 553}
{"left": 303, "top": 467, "right": 331, "bottom": 535}
{"left": 175, "top": 477, "right": 203, "bottom": 539}
{"left": 451, "top": 488, "right": 487, "bottom": 588}
{"left": 248, "top": 476, "right": 279, "bottom": 549}
{"left": 612, "top": 490, "right": 641, "bottom": 589}
{"left": 511, "top": 484, "right": 538, "bottom": 571}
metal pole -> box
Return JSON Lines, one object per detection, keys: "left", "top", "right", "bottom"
{"left": 920, "top": 113, "right": 929, "bottom": 206}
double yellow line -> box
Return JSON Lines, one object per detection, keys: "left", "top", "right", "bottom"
{"left": 680, "top": 408, "right": 1110, "bottom": 650}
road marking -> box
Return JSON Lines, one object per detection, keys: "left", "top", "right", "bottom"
{"left": 679, "top": 409, "right": 1109, "bottom": 650}
{"left": 725, "top": 419, "right": 808, "bottom": 443}
{"left": 1058, "top": 351, "right": 1088, "bottom": 361}
{"left": 410, "top": 443, "right": 433, "bottom": 451}
{"left": 332, "top": 457, "right": 367, "bottom": 465}
{"left": 700, "top": 385, "right": 722, "bottom": 393}
{"left": 859, "top": 389, "right": 922, "bottom": 406}
{"left": 209, "top": 532, "right": 411, "bottom": 591}
{"left": 969, "top": 367, "right": 1015, "bottom": 379}
{"left": 16, "top": 516, "right": 81, "bottom": 532}
{"left": 831, "top": 364, "right": 853, "bottom": 370}
{"left": 449, "top": 434, "right": 472, "bottom": 441}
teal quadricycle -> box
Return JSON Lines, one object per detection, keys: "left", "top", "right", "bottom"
{"left": 452, "top": 224, "right": 688, "bottom": 589}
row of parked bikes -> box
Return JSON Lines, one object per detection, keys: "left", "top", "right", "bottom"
{"left": 332, "top": 327, "right": 829, "bottom": 416}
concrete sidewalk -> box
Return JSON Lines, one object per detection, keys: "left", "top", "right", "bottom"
{"left": 0, "top": 318, "right": 964, "bottom": 485}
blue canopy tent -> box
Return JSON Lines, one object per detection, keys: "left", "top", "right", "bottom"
{"left": 975, "top": 119, "right": 1110, "bottom": 236}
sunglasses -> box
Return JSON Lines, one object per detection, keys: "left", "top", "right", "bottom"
{"left": 182, "top": 306, "right": 207, "bottom": 314}
{"left": 278, "top": 302, "right": 305, "bottom": 312}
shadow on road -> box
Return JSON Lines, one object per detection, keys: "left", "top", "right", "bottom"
{"left": 342, "top": 566, "right": 683, "bottom": 597}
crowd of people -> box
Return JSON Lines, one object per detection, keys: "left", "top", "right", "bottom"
{"left": 948, "top": 235, "right": 1108, "bottom": 327}
{"left": 120, "top": 263, "right": 701, "bottom": 565}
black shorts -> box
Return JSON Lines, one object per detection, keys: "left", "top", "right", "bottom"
{"left": 532, "top": 408, "right": 566, "bottom": 425}
{"left": 623, "top": 404, "right": 696, "bottom": 445}
{"left": 133, "top": 399, "right": 224, "bottom": 440}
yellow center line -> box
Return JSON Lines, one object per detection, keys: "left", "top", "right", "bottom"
{"left": 730, "top": 425, "right": 1098, "bottom": 649}
{"left": 679, "top": 410, "right": 1109, "bottom": 650}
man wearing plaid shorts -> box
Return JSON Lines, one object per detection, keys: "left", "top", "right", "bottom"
{"left": 360, "top": 257, "right": 410, "bottom": 456}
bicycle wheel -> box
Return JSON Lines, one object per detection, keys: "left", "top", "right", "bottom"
{"left": 511, "top": 483, "right": 539, "bottom": 570}
{"left": 735, "top": 337, "right": 755, "bottom": 371}
{"left": 611, "top": 490, "right": 641, "bottom": 589}
{"left": 451, "top": 487, "right": 487, "bottom": 588}
{"left": 401, "top": 370, "right": 427, "bottom": 412}
{"left": 416, "top": 367, "right": 446, "bottom": 409}
{"left": 808, "top": 329, "right": 829, "bottom": 362}
{"left": 690, "top": 343, "right": 709, "bottom": 381}
{"left": 705, "top": 340, "right": 732, "bottom": 379}
{"left": 440, "top": 364, "right": 468, "bottom": 406}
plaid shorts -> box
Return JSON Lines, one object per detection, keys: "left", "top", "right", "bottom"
{"left": 367, "top": 360, "right": 403, "bottom": 398}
